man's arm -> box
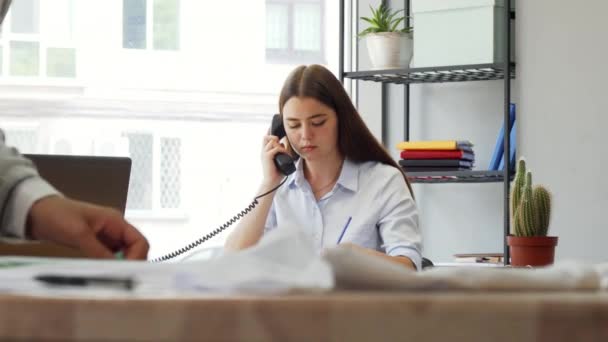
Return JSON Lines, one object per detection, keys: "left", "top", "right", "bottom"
{"left": 0, "top": 136, "right": 58, "bottom": 237}
{"left": 0, "top": 135, "right": 149, "bottom": 259}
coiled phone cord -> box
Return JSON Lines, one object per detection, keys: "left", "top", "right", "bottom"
{"left": 150, "top": 177, "right": 288, "bottom": 263}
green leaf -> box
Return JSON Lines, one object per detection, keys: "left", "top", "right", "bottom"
{"left": 360, "top": 4, "right": 413, "bottom": 34}
{"left": 358, "top": 27, "right": 375, "bottom": 37}
{"left": 360, "top": 17, "right": 377, "bottom": 28}
{"left": 390, "top": 17, "right": 404, "bottom": 32}
{"left": 369, "top": 5, "right": 377, "bottom": 20}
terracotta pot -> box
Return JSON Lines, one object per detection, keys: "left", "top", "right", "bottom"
{"left": 507, "top": 235, "right": 558, "bottom": 267}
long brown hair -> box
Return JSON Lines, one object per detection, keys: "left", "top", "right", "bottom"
{"left": 278, "top": 64, "right": 414, "bottom": 197}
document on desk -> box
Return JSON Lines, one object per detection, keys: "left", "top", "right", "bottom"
{"left": 323, "top": 246, "right": 608, "bottom": 291}
{"left": 3, "top": 227, "right": 608, "bottom": 298}
{"left": 0, "top": 228, "right": 334, "bottom": 298}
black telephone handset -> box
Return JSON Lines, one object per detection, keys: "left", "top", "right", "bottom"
{"left": 150, "top": 115, "right": 293, "bottom": 262}
{"left": 270, "top": 114, "right": 296, "bottom": 176}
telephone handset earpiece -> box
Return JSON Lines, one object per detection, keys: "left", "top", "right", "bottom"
{"left": 270, "top": 114, "right": 296, "bottom": 176}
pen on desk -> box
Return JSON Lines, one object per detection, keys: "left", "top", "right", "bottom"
{"left": 336, "top": 216, "right": 352, "bottom": 244}
{"left": 34, "top": 275, "right": 135, "bottom": 291}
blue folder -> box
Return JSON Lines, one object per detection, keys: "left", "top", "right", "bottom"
{"left": 498, "top": 122, "right": 516, "bottom": 171}
{"left": 488, "top": 103, "right": 516, "bottom": 170}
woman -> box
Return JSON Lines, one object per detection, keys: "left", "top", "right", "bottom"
{"left": 225, "top": 64, "right": 421, "bottom": 270}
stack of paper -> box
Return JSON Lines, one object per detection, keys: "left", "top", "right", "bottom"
{"left": 0, "top": 228, "right": 334, "bottom": 298}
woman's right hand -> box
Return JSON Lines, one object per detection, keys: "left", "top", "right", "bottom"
{"left": 261, "top": 135, "right": 289, "bottom": 187}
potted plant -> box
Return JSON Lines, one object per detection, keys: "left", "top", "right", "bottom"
{"left": 359, "top": 4, "right": 413, "bottom": 70}
{"left": 507, "top": 159, "right": 558, "bottom": 266}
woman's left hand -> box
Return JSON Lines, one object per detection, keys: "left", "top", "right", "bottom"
{"left": 339, "top": 243, "right": 416, "bottom": 270}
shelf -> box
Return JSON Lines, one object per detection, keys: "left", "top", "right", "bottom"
{"left": 344, "top": 63, "right": 515, "bottom": 85}
{"left": 405, "top": 170, "right": 514, "bottom": 184}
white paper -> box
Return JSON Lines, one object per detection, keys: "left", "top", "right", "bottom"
{"left": 2, "top": 228, "right": 607, "bottom": 299}
{"left": 0, "top": 228, "right": 334, "bottom": 298}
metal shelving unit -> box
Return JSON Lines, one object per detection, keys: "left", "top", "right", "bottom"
{"left": 338, "top": 0, "right": 515, "bottom": 264}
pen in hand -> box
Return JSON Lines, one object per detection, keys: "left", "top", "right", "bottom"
{"left": 34, "top": 274, "right": 136, "bottom": 291}
{"left": 336, "top": 216, "right": 352, "bottom": 244}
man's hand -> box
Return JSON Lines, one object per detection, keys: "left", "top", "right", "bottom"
{"left": 26, "top": 196, "right": 149, "bottom": 260}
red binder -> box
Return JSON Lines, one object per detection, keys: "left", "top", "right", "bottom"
{"left": 400, "top": 150, "right": 474, "bottom": 161}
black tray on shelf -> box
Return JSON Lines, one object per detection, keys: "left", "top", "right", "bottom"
{"left": 405, "top": 170, "right": 514, "bottom": 184}
{"left": 344, "top": 63, "right": 515, "bottom": 85}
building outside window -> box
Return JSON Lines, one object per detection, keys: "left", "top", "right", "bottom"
{"left": 123, "top": 0, "right": 180, "bottom": 50}
{"left": 122, "top": 132, "right": 182, "bottom": 212}
{"left": 0, "top": 0, "right": 76, "bottom": 78}
{"left": 266, "top": 0, "right": 324, "bottom": 64}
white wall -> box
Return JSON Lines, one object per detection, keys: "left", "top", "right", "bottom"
{"left": 517, "top": 0, "right": 608, "bottom": 262}
{"left": 371, "top": 0, "right": 608, "bottom": 263}
{"left": 352, "top": 1, "right": 383, "bottom": 137}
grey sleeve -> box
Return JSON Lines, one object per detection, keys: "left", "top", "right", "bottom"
{"left": 0, "top": 138, "right": 42, "bottom": 233}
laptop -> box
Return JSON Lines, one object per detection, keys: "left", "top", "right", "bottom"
{"left": 24, "top": 154, "right": 132, "bottom": 214}
{"left": 0, "top": 154, "right": 132, "bottom": 258}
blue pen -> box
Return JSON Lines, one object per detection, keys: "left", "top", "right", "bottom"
{"left": 336, "top": 216, "right": 352, "bottom": 244}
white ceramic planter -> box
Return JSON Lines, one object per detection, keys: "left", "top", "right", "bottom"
{"left": 364, "top": 32, "right": 413, "bottom": 70}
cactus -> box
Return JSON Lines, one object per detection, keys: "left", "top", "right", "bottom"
{"left": 511, "top": 159, "right": 526, "bottom": 214}
{"left": 532, "top": 185, "right": 552, "bottom": 236}
{"left": 511, "top": 158, "right": 552, "bottom": 237}
{"left": 511, "top": 159, "right": 526, "bottom": 235}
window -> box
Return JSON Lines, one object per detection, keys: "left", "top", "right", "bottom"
{"left": 42, "top": 0, "right": 75, "bottom": 77}
{"left": 123, "top": 0, "right": 180, "bottom": 50}
{"left": 266, "top": 0, "right": 324, "bottom": 64}
{"left": 123, "top": 0, "right": 146, "bottom": 49}
{"left": 123, "top": 132, "right": 182, "bottom": 213}
{"left": 153, "top": 0, "right": 179, "bottom": 50}
{"left": 47, "top": 47, "right": 76, "bottom": 77}
{"left": 9, "top": 41, "right": 38, "bottom": 76}
{"left": 124, "top": 132, "right": 154, "bottom": 210}
{"left": 10, "top": 0, "right": 39, "bottom": 34}
{"left": 0, "top": 0, "right": 76, "bottom": 78}
{"left": 160, "top": 137, "right": 181, "bottom": 209}
{"left": 1, "top": 0, "right": 339, "bottom": 259}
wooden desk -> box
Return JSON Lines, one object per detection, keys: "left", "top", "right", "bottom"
{"left": 1, "top": 291, "right": 607, "bottom": 341}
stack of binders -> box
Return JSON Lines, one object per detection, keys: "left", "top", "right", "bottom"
{"left": 396, "top": 140, "right": 475, "bottom": 172}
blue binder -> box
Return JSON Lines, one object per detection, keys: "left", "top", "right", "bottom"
{"left": 498, "top": 121, "right": 516, "bottom": 171}
{"left": 488, "top": 103, "right": 516, "bottom": 170}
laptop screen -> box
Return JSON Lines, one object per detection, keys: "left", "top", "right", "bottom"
{"left": 24, "top": 154, "right": 132, "bottom": 215}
